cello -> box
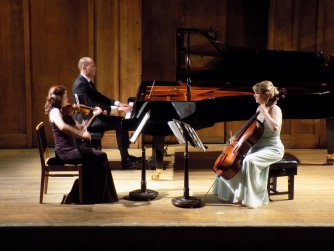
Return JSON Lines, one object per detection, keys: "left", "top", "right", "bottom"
{"left": 213, "top": 88, "right": 287, "bottom": 180}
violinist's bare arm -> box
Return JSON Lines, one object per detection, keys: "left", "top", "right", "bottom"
{"left": 80, "top": 107, "right": 103, "bottom": 128}
{"left": 49, "top": 108, "right": 90, "bottom": 140}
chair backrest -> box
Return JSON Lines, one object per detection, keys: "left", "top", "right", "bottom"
{"left": 36, "top": 122, "right": 78, "bottom": 169}
{"left": 36, "top": 122, "right": 49, "bottom": 168}
{"left": 36, "top": 122, "right": 83, "bottom": 204}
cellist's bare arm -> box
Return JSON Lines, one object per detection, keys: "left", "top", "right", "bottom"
{"left": 258, "top": 104, "right": 282, "bottom": 132}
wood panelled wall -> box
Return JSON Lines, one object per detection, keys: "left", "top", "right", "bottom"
{"left": 267, "top": 0, "right": 334, "bottom": 148}
{"left": 1, "top": 0, "right": 334, "bottom": 149}
{"left": 0, "top": 0, "right": 141, "bottom": 148}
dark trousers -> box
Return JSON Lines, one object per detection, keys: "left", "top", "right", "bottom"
{"left": 88, "top": 115, "right": 130, "bottom": 157}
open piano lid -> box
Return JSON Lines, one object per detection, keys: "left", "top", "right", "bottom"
{"left": 176, "top": 28, "right": 334, "bottom": 87}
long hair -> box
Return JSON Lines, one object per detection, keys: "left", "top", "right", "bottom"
{"left": 252, "top": 80, "right": 279, "bottom": 106}
{"left": 44, "top": 85, "right": 67, "bottom": 115}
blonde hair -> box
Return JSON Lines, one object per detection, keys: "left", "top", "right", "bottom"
{"left": 252, "top": 80, "right": 279, "bottom": 105}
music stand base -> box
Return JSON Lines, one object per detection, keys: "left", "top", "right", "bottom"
{"left": 172, "top": 196, "right": 202, "bottom": 208}
{"left": 129, "top": 189, "right": 158, "bottom": 201}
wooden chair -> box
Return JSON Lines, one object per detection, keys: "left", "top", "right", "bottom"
{"left": 36, "top": 122, "right": 83, "bottom": 204}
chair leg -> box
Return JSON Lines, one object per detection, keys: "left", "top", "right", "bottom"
{"left": 40, "top": 171, "right": 45, "bottom": 204}
{"left": 267, "top": 178, "right": 271, "bottom": 200}
{"left": 78, "top": 165, "right": 83, "bottom": 204}
{"left": 44, "top": 173, "right": 49, "bottom": 194}
{"left": 272, "top": 177, "right": 277, "bottom": 190}
{"left": 288, "top": 175, "right": 295, "bottom": 200}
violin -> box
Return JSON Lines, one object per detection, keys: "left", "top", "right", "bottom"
{"left": 62, "top": 103, "right": 108, "bottom": 116}
{"left": 62, "top": 103, "right": 95, "bottom": 115}
{"left": 213, "top": 88, "right": 287, "bottom": 180}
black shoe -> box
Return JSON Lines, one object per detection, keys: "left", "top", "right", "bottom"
{"left": 121, "top": 155, "right": 141, "bottom": 169}
{"left": 130, "top": 155, "right": 142, "bottom": 162}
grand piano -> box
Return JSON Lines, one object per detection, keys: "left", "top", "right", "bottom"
{"left": 122, "top": 28, "right": 334, "bottom": 177}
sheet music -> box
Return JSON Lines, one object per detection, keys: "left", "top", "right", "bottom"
{"left": 168, "top": 121, "right": 186, "bottom": 144}
{"left": 183, "top": 124, "right": 206, "bottom": 152}
{"left": 168, "top": 119, "right": 206, "bottom": 152}
{"left": 129, "top": 112, "right": 150, "bottom": 143}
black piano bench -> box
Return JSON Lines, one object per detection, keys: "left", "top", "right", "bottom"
{"left": 76, "top": 131, "right": 104, "bottom": 151}
{"left": 267, "top": 153, "right": 299, "bottom": 200}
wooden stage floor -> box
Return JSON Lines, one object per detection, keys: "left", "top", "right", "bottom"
{"left": 1, "top": 144, "right": 334, "bottom": 250}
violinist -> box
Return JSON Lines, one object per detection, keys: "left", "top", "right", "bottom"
{"left": 44, "top": 85, "right": 118, "bottom": 204}
{"left": 212, "top": 80, "right": 284, "bottom": 208}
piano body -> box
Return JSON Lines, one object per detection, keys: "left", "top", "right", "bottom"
{"left": 122, "top": 28, "right": 334, "bottom": 177}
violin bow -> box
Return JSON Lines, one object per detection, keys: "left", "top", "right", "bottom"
{"left": 74, "top": 94, "right": 88, "bottom": 132}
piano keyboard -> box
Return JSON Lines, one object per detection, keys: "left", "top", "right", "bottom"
{"left": 125, "top": 102, "right": 134, "bottom": 119}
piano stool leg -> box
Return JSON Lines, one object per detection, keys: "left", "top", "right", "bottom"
{"left": 288, "top": 175, "right": 294, "bottom": 200}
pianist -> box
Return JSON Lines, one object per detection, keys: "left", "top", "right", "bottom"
{"left": 72, "top": 57, "right": 141, "bottom": 169}
{"left": 212, "top": 80, "right": 284, "bottom": 208}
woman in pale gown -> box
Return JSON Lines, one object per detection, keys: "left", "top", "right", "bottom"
{"left": 212, "top": 80, "right": 284, "bottom": 208}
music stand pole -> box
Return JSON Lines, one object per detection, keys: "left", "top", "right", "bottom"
{"left": 171, "top": 123, "right": 202, "bottom": 208}
{"left": 128, "top": 133, "right": 158, "bottom": 201}
{"left": 129, "top": 134, "right": 158, "bottom": 201}
{"left": 124, "top": 110, "right": 157, "bottom": 201}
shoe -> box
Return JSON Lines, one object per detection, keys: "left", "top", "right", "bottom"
{"left": 121, "top": 155, "right": 141, "bottom": 169}
{"left": 130, "top": 155, "right": 142, "bottom": 162}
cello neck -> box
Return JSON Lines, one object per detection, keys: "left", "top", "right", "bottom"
{"left": 233, "top": 111, "right": 261, "bottom": 139}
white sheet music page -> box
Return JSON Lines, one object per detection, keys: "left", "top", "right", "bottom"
{"left": 168, "top": 119, "right": 206, "bottom": 152}
{"left": 167, "top": 121, "right": 186, "bottom": 144}
{"left": 129, "top": 112, "right": 150, "bottom": 143}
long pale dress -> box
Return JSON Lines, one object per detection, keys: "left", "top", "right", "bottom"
{"left": 212, "top": 105, "right": 284, "bottom": 208}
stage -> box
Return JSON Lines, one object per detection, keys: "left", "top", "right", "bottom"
{"left": 1, "top": 145, "right": 334, "bottom": 250}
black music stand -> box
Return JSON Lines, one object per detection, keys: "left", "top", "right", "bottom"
{"left": 126, "top": 111, "right": 158, "bottom": 201}
{"left": 168, "top": 119, "right": 206, "bottom": 208}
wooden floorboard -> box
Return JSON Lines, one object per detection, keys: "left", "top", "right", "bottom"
{"left": 1, "top": 145, "right": 334, "bottom": 249}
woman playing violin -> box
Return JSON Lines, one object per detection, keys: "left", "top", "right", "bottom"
{"left": 212, "top": 80, "right": 284, "bottom": 208}
{"left": 44, "top": 85, "right": 118, "bottom": 204}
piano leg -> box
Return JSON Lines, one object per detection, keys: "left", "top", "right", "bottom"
{"left": 148, "top": 136, "right": 165, "bottom": 181}
{"left": 147, "top": 136, "right": 165, "bottom": 169}
{"left": 326, "top": 118, "right": 334, "bottom": 165}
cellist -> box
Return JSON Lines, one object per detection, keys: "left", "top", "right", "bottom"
{"left": 212, "top": 80, "right": 284, "bottom": 208}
